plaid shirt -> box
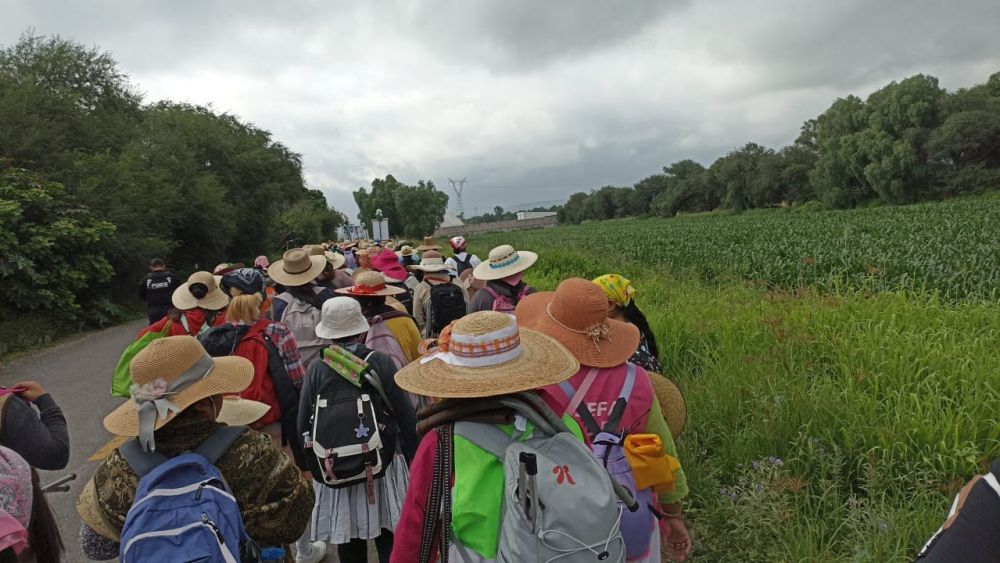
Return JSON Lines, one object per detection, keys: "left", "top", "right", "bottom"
{"left": 263, "top": 321, "right": 307, "bottom": 389}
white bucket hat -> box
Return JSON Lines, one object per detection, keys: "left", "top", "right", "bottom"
{"left": 315, "top": 296, "right": 371, "bottom": 340}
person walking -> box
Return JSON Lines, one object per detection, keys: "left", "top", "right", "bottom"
{"left": 297, "top": 297, "right": 419, "bottom": 563}
{"left": 516, "top": 278, "right": 692, "bottom": 562}
{"left": 77, "top": 336, "right": 314, "bottom": 560}
{"left": 0, "top": 379, "right": 69, "bottom": 471}
{"left": 371, "top": 248, "right": 416, "bottom": 314}
{"left": 410, "top": 250, "right": 468, "bottom": 337}
{"left": 594, "top": 274, "right": 663, "bottom": 373}
{"left": 268, "top": 248, "right": 331, "bottom": 367}
{"left": 336, "top": 272, "right": 422, "bottom": 365}
{"left": 444, "top": 236, "right": 481, "bottom": 279}
{"left": 0, "top": 446, "right": 64, "bottom": 563}
{"left": 141, "top": 270, "right": 231, "bottom": 337}
{"left": 138, "top": 258, "right": 181, "bottom": 324}
{"left": 467, "top": 245, "right": 538, "bottom": 314}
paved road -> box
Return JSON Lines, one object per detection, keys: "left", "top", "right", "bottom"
{"left": 3, "top": 321, "right": 366, "bottom": 562}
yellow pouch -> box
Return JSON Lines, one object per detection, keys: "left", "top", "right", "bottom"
{"left": 623, "top": 433, "right": 681, "bottom": 493}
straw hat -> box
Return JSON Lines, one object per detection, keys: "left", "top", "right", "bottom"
{"left": 472, "top": 244, "right": 538, "bottom": 281}
{"left": 515, "top": 278, "right": 640, "bottom": 368}
{"left": 305, "top": 244, "right": 347, "bottom": 270}
{"left": 398, "top": 245, "right": 415, "bottom": 258}
{"left": 268, "top": 248, "right": 327, "bottom": 287}
{"left": 416, "top": 236, "right": 441, "bottom": 251}
{"left": 315, "top": 296, "right": 371, "bottom": 340}
{"left": 172, "top": 271, "right": 231, "bottom": 311}
{"left": 336, "top": 270, "right": 406, "bottom": 297}
{"left": 410, "top": 250, "right": 449, "bottom": 273}
{"left": 216, "top": 396, "right": 270, "bottom": 426}
{"left": 104, "top": 336, "right": 253, "bottom": 451}
{"left": 647, "top": 373, "right": 687, "bottom": 439}
{"left": 396, "top": 311, "right": 579, "bottom": 398}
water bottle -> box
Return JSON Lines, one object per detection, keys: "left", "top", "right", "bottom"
{"left": 261, "top": 546, "right": 286, "bottom": 562}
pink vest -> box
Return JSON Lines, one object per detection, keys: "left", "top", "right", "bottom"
{"left": 541, "top": 362, "right": 655, "bottom": 439}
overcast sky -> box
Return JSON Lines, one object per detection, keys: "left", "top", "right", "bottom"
{"left": 4, "top": 1, "right": 999, "bottom": 220}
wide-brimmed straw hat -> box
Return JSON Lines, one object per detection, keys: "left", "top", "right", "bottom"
{"left": 172, "top": 271, "right": 231, "bottom": 311}
{"left": 268, "top": 248, "right": 327, "bottom": 287}
{"left": 104, "top": 336, "right": 253, "bottom": 451}
{"left": 336, "top": 270, "right": 406, "bottom": 297}
{"left": 410, "top": 250, "right": 449, "bottom": 273}
{"left": 398, "top": 245, "right": 415, "bottom": 258}
{"left": 472, "top": 244, "right": 538, "bottom": 281}
{"left": 515, "top": 278, "right": 640, "bottom": 368}
{"left": 216, "top": 396, "right": 270, "bottom": 426}
{"left": 316, "top": 296, "right": 371, "bottom": 340}
{"left": 396, "top": 311, "right": 579, "bottom": 398}
{"left": 647, "top": 373, "right": 687, "bottom": 439}
{"left": 305, "top": 244, "right": 347, "bottom": 270}
{"left": 416, "top": 236, "right": 441, "bottom": 251}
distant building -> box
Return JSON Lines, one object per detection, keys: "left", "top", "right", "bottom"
{"left": 516, "top": 211, "right": 557, "bottom": 221}
{"left": 439, "top": 212, "right": 465, "bottom": 229}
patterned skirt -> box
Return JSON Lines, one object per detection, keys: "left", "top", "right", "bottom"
{"left": 310, "top": 456, "right": 410, "bottom": 544}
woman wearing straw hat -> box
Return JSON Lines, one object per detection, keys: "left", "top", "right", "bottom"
{"left": 141, "top": 271, "right": 231, "bottom": 338}
{"left": 371, "top": 247, "right": 417, "bottom": 314}
{"left": 389, "top": 311, "right": 583, "bottom": 562}
{"left": 467, "top": 244, "right": 538, "bottom": 314}
{"left": 336, "top": 271, "right": 423, "bottom": 365}
{"left": 593, "top": 274, "right": 663, "bottom": 373}
{"left": 297, "top": 297, "right": 419, "bottom": 563}
{"left": 305, "top": 244, "right": 353, "bottom": 290}
{"left": 410, "top": 250, "right": 469, "bottom": 337}
{"left": 516, "top": 278, "right": 692, "bottom": 562}
{"left": 77, "top": 336, "right": 314, "bottom": 559}
{"left": 268, "top": 248, "right": 332, "bottom": 367}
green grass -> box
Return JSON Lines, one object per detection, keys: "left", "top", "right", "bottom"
{"left": 468, "top": 201, "right": 1000, "bottom": 562}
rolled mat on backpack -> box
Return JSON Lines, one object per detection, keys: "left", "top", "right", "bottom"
{"left": 623, "top": 433, "right": 681, "bottom": 494}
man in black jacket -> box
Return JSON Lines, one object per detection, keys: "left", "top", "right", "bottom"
{"left": 139, "top": 258, "right": 180, "bottom": 323}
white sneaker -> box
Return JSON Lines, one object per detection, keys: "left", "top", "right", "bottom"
{"left": 295, "top": 540, "right": 327, "bottom": 563}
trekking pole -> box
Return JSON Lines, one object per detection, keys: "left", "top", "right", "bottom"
{"left": 40, "top": 473, "right": 76, "bottom": 494}
{"left": 518, "top": 452, "right": 529, "bottom": 520}
{"left": 522, "top": 453, "right": 539, "bottom": 531}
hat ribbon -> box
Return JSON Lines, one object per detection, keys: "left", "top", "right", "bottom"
{"left": 131, "top": 353, "right": 214, "bottom": 452}
{"left": 352, "top": 282, "right": 388, "bottom": 294}
{"left": 545, "top": 304, "right": 612, "bottom": 352}
{"left": 488, "top": 251, "right": 520, "bottom": 270}
{"left": 420, "top": 321, "right": 523, "bottom": 368}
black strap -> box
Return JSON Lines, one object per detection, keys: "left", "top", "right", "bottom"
{"left": 574, "top": 403, "right": 602, "bottom": 437}
{"left": 120, "top": 425, "right": 248, "bottom": 478}
{"left": 419, "top": 424, "right": 453, "bottom": 563}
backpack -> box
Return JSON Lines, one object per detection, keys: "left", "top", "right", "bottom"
{"left": 453, "top": 254, "right": 473, "bottom": 277}
{"left": 428, "top": 282, "right": 466, "bottom": 336}
{"left": 199, "top": 321, "right": 306, "bottom": 469}
{"left": 364, "top": 312, "right": 408, "bottom": 369}
{"left": 485, "top": 284, "right": 530, "bottom": 314}
{"left": 118, "top": 426, "right": 260, "bottom": 563}
{"left": 417, "top": 394, "right": 629, "bottom": 563}
{"left": 274, "top": 293, "right": 327, "bottom": 367}
{"left": 388, "top": 282, "right": 414, "bottom": 315}
{"left": 306, "top": 345, "right": 398, "bottom": 490}
{"left": 557, "top": 363, "right": 658, "bottom": 560}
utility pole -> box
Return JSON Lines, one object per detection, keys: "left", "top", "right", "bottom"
{"left": 448, "top": 177, "right": 467, "bottom": 219}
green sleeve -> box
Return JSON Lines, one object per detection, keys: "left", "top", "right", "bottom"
{"left": 644, "top": 396, "right": 689, "bottom": 504}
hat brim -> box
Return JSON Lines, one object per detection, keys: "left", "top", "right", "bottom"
{"left": 514, "top": 291, "right": 640, "bottom": 368}
{"left": 103, "top": 355, "right": 254, "bottom": 437}
{"left": 267, "top": 255, "right": 327, "bottom": 287}
{"left": 472, "top": 251, "right": 538, "bottom": 281}
{"left": 647, "top": 373, "right": 687, "bottom": 440}
{"left": 411, "top": 263, "right": 450, "bottom": 273}
{"left": 325, "top": 252, "right": 346, "bottom": 270}
{"left": 171, "top": 283, "right": 231, "bottom": 311}
{"left": 216, "top": 396, "right": 271, "bottom": 426}
{"left": 416, "top": 245, "right": 441, "bottom": 251}
{"left": 315, "top": 317, "right": 370, "bottom": 340}
{"left": 395, "top": 328, "right": 580, "bottom": 398}
{"left": 335, "top": 284, "right": 406, "bottom": 297}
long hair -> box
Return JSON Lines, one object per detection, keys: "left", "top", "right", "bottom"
{"left": 226, "top": 294, "right": 263, "bottom": 324}
{"left": 622, "top": 301, "right": 659, "bottom": 360}
{"left": 287, "top": 284, "right": 320, "bottom": 307}
{"left": 28, "top": 468, "right": 63, "bottom": 563}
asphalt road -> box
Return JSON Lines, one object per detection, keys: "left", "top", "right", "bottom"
{"left": 3, "top": 320, "right": 364, "bottom": 562}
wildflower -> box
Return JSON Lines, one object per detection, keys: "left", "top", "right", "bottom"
{"left": 768, "top": 456, "right": 784, "bottom": 467}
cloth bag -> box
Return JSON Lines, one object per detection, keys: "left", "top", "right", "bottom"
{"left": 623, "top": 433, "right": 681, "bottom": 493}
{"left": 111, "top": 321, "right": 171, "bottom": 398}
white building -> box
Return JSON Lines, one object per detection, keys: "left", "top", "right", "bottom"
{"left": 516, "top": 211, "right": 557, "bottom": 221}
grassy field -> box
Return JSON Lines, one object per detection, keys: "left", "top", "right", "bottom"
{"left": 469, "top": 198, "right": 1000, "bottom": 562}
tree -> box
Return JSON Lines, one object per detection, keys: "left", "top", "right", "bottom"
{"left": 354, "top": 176, "right": 448, "bottom": 238}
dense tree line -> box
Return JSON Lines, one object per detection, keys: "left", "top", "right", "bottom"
{"left": 463, "top": 205, "right": 561, "bottom": 224}
{"left": 0, "top": 33, "right": 343, "bottom": 327}
{"left": 560, "top": 72, "right": 1000, "bottom": 224}
{"left": 353, "top": 175, "right": 448, "bottom": 238}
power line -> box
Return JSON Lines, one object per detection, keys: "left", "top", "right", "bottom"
{"left": 447, "top": 177, "right": 467, "bottom": 218}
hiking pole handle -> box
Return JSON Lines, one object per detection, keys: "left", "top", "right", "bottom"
{"left": 611, "top": 479, "right": 639, "bottom": 512}
{"left": 41, "top": 473, "right": 76, "bottom": 494}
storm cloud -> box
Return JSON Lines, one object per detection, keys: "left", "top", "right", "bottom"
{"left": 3, "top": 0, "right": 998, "bottom": 218}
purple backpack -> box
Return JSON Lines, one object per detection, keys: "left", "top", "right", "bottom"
{"left": 364, "top": 313, "right": 408, "bottom": 369}
{"left": 558, "top": 363, "right": 657, "bottom": 560}
{"left": 485, "top": 285, "right": 530, "bottom": 314}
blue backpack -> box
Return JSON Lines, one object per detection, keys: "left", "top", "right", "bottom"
{"left": 118, "top": 425, "right": 260, "bottom": 562}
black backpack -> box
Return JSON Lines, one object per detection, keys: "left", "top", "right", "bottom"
{"left": 453, "top": 254, "right": 473, "bottom": 276}
{"left": 307, "top": 345, "right": 398, "bottom": 489}
{"left": 429, "top": 282, "right": 466, "bottom": 335}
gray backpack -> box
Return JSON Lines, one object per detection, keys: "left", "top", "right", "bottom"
{"left": 274, "top": 292, "right": 327, "bottom": 367}
{"left": 424, "top": 396, "right": 631, "bottom": 563}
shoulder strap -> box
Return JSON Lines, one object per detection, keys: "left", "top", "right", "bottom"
{"left": 484, "top": 286, "right": 499, "bottom": 299}
{"left": 558, "top": 370, "right": 602, "bottom": 437}
{"left": 603, "top": 363, "right": 637, "bottom": 433}
{"left": 193, "top": 425, "right": 249, "bottom": 465}
{"left": 453, "top": 421, "right": 511, "bottom": 460}
{"left": 120, "top": 440, "right": 169, "bottom": 478}
{"left": 179, "top": 313, "right": 190, "bottom": 334}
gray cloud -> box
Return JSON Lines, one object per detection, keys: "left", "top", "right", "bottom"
{"left": 2, "top": 0, "right": 998, "bottom": 220}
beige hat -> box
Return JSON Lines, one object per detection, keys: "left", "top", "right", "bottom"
{"left": 216, "top": 396, "right": 270, "bottom": 426}
{"left": 304, "top": 244, "right": 347, "bottom": 270}
{"left": 335, "top": 270, "right": 407, "bottom": 297}
{"left": 315, "top": 296, "right": 371, "bottom": 340}
{"left": 515, "top": 278, "right": 640, "bottom": 368}
{"left": 410, "top": 250, "right": 449, "bottom": 273}
{"left": 396, "top": 311, "right": 579, "bottom": 398}
{"left": 416, "top": 236, "right": 441, "bottom": 251}
{"left": 648, "top": 373, "right": 687, "bottom": 440}
{"left": 104, "top": 336, "right": 253, "bottom": 451}
{"left": 472, "top": 245, "right": 538, "bottom": 281}
{"left": 267, "top": 248, "right": 327, "bottom": 287}
{"left": 172, "top": 271, "right": 231, "bottom": 311}
{"left": 398, "top": 245, "right": 415, "bottom": 257}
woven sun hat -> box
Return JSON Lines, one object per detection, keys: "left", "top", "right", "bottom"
{"left": 472, "top": 244, "right": 538, "bottom": 281}
{"left": 396, "top": 311, "right": 579, "bottom": 398}
{"left": 316, "top": 296, "right": 371, "bottom": 340}
{"left": 371, "top": 248, "right": 408, "bottom": 282}
{"left": 336, "top": 270, "right": 407, "bottom": 297}
{"left": 647, "top": 373, "right": 687, "bottom": 440}
{"left": 305, "top": 243, "right": 347, "bottom": 270}
{"left": 410, "top": 250, "right": 449, "bottom": 273}
{"left": 216, "top": 396, "right": 270, "bottom": 426}
{"left": 267, "top": 248, "right": 327, "bottom": 287}
{"left": 172, "top": 271, "right": 231, "bottom": 311}
{"left": 416, "top": 236, "right": 441, "bottom": 251}
{"left": 515, "top": 278, "right": 640, "bottom": 368}
{"left": 104, "top": 336, "right": 253, "bottom": 452}
{"left": 399, "top": 245, "right": 415, "bottom": 258}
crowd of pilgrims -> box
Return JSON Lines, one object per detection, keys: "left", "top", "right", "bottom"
{"left": 0, "top": 236, "right": 978, "bottom": 562}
